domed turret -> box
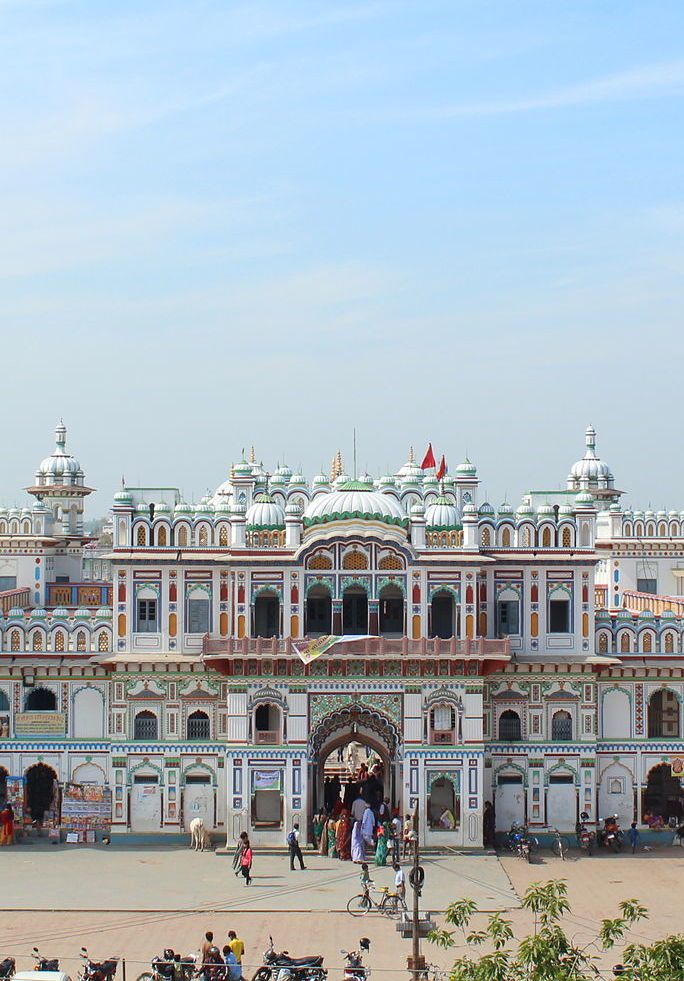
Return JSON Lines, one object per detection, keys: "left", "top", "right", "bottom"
{"left": 425, "top": 495, "right": 461, "bottom": 529}
{"left": 114, "top": 487, "right": 133, "bottom": 506}
{"left": 395, "top": 447, "right": 424, "bottom": 483}
{"left": 567, "top": 425, "right": 614, "bottom": 490}
{"left": 246, "top": 492, "right": 285, "bottom": 529}
{"left": 455, "top": 458, "right": 477, "bottom": 477}
{"left": 35, "top": 421, "right": 85, "bottom": 488}
{"left": 304, "top": 480, "right": 407, "bottom": 530}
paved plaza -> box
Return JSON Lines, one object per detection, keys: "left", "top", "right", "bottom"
{"left": 3, "top": 844, "right": 684, "bottom": 979}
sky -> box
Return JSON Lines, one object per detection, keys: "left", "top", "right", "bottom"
{"left": 1, "top": 0, "right": 682, "bottom": 516}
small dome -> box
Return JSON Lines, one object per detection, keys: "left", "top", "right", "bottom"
{"left": 537, "top": 504, "right": 555, "bottom": 517}
{"left": 51, "top": 607, "right": 69, "bottom": 620}
{"left": 35, "top": 422, "right": 84, "bottom": 487}
{"left": 312, "top": 473, "right": 329, "bottom": 486}
{"left": 422, "top": 474, "right": 439, "bottom": 488}
{"left": 289, "top": 472, "right": 307, "bottom": 487}
{"left": 114, "top": 487, "right": 133, "bottom": 505}
{"left": 215, "top": 499, "right": 232, "bottom": 514}
{"left": 497, "top": 503, "right": 514, "bottom": 517}
{"left": 174, "top": 500, "right": 193, "bottom": 515}
{"left": 644, "top": 509, "right": 655, "bottom": 519}
{"left": 456, "top": 458, "right": 477, "bottom": 476}
{"left": 304, "top": 481, "right": 407, "bottom": 529}
{"left": 195, "top": 497, "right": 214, "bottom": 515}
{"left": 230, "top": 501, "right": 247, "bottom": 516}
{"left": 568, "top": 425, "right": 613, "bottom": 487}
{"left": 95, "top": 607, "right": 112, "bottom": 619}
{"left": 135, "top": 503, "right": 149, "bottom": 514}
{"left": 425, "top": 496, "right": 460, "bottom": 529}
{"left": 575, "top": 492, "right": 595, "bottom": 506}
{"left": 334, "top": 472, "right": 352, "bottom": 487}
{"left": 669, "top": 510, "right": 679, "bottom": 518}
{"left": 462, "top": 503, "right": 478, "bottom": 517}
{"left": 31, "top": 608, "right": 47, "bottom": 619}
{"left": 74, "top": 608, "right": 92, "bottom": 620}
{"left": 246, "top": 492, "right": 285, "bottom": 529}
{"left": 232, "top": 457, "right": 253, "bottom": 476}
{"left": 285, "top": 501, "right": 302, "bottom": 516}
{"left": 155, "top": 501, "right": 171, "bottom": 514}
{"left": 479, "top": 502, "right": 495, "bottom": 516}
{"left": 410, "top": 502, "right": 425, "bottom": 516}
{"left": 396, "top": 447, "right": 424, "bottom": 482}
{"left": 609, "top": 503, "right": 621, "bottom": 513}
{"left": 516, "top": 502, "right": 534, "bottom": 517}
{"left": 32, "top": 501, "right": 49, "bottom": 513}
{"left": 559, "top": 504, "right": 574, "bottom": 516}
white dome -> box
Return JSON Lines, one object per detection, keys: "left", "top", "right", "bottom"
{"left": 35, "top": 422, "right": 84, "bottom": 487}
{"left": 246, "top": 493, "right": 285, "bottom": 528}
{"left": 568, "top": 426, "right": 613, "bottom": 486}
{"left": 425, "top": 496, "right": 461, "bottom": 529}
{"left": 303, "top": 480, "right": 407, "bottom": 528}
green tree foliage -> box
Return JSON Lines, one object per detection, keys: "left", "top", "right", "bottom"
{"left": 428, "top": 880, "right": 684, "bottom": 980}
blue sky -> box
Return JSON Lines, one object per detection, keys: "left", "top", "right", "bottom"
{"left": 1, "top": 0, "right": 682, "bottom": 514}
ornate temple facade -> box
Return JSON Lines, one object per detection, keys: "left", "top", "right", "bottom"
{"left": 2, "top": 425, "right": 684, "bottom": 845}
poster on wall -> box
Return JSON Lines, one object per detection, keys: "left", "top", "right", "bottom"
{"left": 6, "top": 776, "right": 24, "bottom": 822}
{"left": 61, "top": 783, "right": 112, "bottom": 831}
{"left": 252, "top": 770, "right": 282, "bottom": 791}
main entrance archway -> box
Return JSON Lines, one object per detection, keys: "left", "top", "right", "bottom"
{"left": 308, "top": 704, "right": 402, "bottom": 819}
{"left": 643, "top": 762, "right": 684, "bottom": 823}
{"left": 25, "top": 762, "right": 59, "bottom": 824}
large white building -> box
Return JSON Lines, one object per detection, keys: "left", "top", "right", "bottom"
{"left": 2, "top": 424, "right": 684, "bottom": 844}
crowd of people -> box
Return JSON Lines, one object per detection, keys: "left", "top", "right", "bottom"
{"left": 199, "top": 930, "right": 244, "bottom": 981}
{"left": 312, "top": 758, "right": 416, "bottom": 866}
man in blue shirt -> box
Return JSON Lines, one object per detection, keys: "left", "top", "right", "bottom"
{"left": 222, "top": 946, "right": 241, "bottom": 981}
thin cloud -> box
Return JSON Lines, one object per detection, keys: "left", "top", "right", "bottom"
{"left": 418, "top": 60, "right": 684, "bottom": 118}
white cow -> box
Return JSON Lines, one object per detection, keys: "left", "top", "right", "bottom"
{"left": 190, "top": 817, "right": 211, "bottom": 851}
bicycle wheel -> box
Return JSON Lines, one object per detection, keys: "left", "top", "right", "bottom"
{"left": 382, "top": 894, "right": 400, "bottom": 916}
{"left": 347, "top": 893, "right": 371, "bottom": 916}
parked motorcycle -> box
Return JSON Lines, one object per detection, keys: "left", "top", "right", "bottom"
{"left": 507, "top": 822, "right": 538, "bottom": 863}
{"left": 0, "top": 958, "right": 15, "bottom": 980}
{"left": 597, "top": 815, "right": 624, "bottom": 853}
{"left": 137, "top": 949, "right": 198, "bottom": 981}
{"left": 341, "top": 940, "right": 370, "bottom": 981}
{"left": 575, "top": 812, "right": 595, "bottom": 855}
{"left": 251, "top": 936, "right": 326, "bottom": 981}
{"left": 79, "top": 948, "right": 119, "bottom": 981}
{"left": 32, "top": 948, "right": 59, "bottom": 972}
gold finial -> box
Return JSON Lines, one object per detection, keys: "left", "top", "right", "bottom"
{"left": 408, "top": 445, "right": 415, "bottom": 464}
{"left": 330, "top": 449, "right": 343, "bottom": 482}
{"left": 249, "top": 445, "right": 256, "bottom": 464}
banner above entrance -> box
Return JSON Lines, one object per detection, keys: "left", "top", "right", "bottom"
{"left": 293, "top": 635, "right": 373, "bottom": 664}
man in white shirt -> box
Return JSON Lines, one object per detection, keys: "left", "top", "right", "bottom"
{"left": 351, "top": 793, "right": 368, "bottom": 823}
{"left": 393, "top": 862, "right": 406, "bottom": 901}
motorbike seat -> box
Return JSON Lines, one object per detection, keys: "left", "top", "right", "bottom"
{"left": 283, "top": 955, "right": 324, "bottom": 967}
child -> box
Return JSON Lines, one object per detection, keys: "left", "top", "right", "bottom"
{"left": 359, "top": 862, "right": 372, "bottom": 895}
{"left": 629, "top": 821, "right": 640, "bottom": 854}
{"left": 393, "top": 862, "right": 406, "bottom": 901}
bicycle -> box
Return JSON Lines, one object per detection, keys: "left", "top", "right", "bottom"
{"left": 346, "top": 883, "right": 408, "bottom": 917}
{"left": 550, "top": 827, "right": 570, "bottom": 860}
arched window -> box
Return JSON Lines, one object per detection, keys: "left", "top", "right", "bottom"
{"left": 22, "top": 520, "right": 30, "bottom": 534}
{"left": 187, "top": 710, "right": 210, "bottom": 740}
{"left": 134, "top": 710, "right": 158, "bottom": 740}
{"left": 658, "top": 523, "right": 667, "bottom": 537}
{"left": 254, "top": 702, "right": 281, "bottom": 743}
{"left": 136, "top": 524, "right": 147, "bottom": 546}
{"left": 379, "top": 584, "right": 404, "bottom": 637}
{"left": 0, "top": 689, "right": 9, "bottom": 711}
{"left": 342, "top": 549, "right": 368, "bottom": 570}
{"left": 501, "top": 527, "right": 511, "bottom": 547}
{"left": 562, "top": 526, "right": 572, "bottom": 548}
{"left": 219, "top": 526, "right": 228, "bottom": 546}
{"left": 498, "top": 709, "right": 522, "bottom": 741}
{"left": 157, "top": 525, "right": 167, "bottom": 547}
{"left": 306, "top": 585, "right": 332, "bottom": 636}
{"left": 642, "top": 632, "right": 653, "bottom": 653}
{"left": 25, "top": 687, "right": 57, "bottom": 711}
{"left": 542, "top": 527, "right": 552, "bottom": 548}
{"left": 379, "top": 553, "right": 403, "bottom": 570}
{"left": 429, "top": 703, "right": 456, "bottom": 744}
{"left": 635, "top": 522, "right": 644, "bottom": 537}
{"left": 198, "top": 526, "right": 208, "bottom": 546}
{"left": 98, "top": 631, "right": 109, "bottom": 652}
{"left": 10, "top": 630, "right": 20, "bottom": 652}
{"left": 309, "top": 552, "right": 333, "bottom": 570}
{"left": 54, "top": 631, "right": 65, "bottom": 653}
{"left": 552, "top": 710, "right": 573, "bottom": 741}
{"left": 32, "top": 631, "right": 43, "bottom": 652}
{"left": 648, "top": 690, "right": 680, "bottom": 738}
{"left": 646, "top": 523, "right": 656, "bottom": 537}
{"left": 177, "top": 526, "right": 188, "bottom": 547}
{"left": 620, "top": 632, "right": 631, "bottom": 653}
{"left": 521, "top": 527, "right": 531, "bottom": 547}
{"left": 76, "top": 631, "right": 87, "bottom": 652}
{"left": 598, "top": 633, "right": 609, "bottom": 653}
{"left": 665, "top": 632, "right": 675, "bottom": 654}
{"left": 253, "top": 591, "right": 280, "bottom": 638}
{"left": 481, "top": 527, "right": 490, "bottom": 548}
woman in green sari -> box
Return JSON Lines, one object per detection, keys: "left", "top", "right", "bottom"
{"left": 374, "top": 823, "right": 389, "bottom": 866}
{"left": 312, "top": 812, "right": 325, "bottom": 849}
{"left": 327, "top": 817, "right": 338, "bottom": 858}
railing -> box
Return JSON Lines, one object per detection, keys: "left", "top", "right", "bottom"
{"left": 0, "top": 587, "right": 31, "bottom": 614}
{"left": 46, "top": 582, "right": 112, "bottom": 608}
{"left": 203, "top": 634, "right": 510, "bottom": 658}
{"left": 255, "top": 730, "right": 280, "bottom": 744}
{"left": 622, "top": 590, "right": 684, "bottom": 617}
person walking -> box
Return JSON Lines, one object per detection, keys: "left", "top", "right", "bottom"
{"left": 629, "top": 821, "right": 640, "bottom": 854}
{"left": 232, "top": 831, "right": 248, "bottom": 877}
{"left": 287, "top": 821, "right": 306, "bottom": 870}
{"left": 240, "top": 837, "right": 253, "bottom": 885}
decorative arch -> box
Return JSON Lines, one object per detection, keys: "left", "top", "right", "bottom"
{"left": 428, "top": 584, "right": 460, "bottom": 602}
{"left": 342, "top": 548, "right": 369, "bottom": 570}
{"left": 308, "top": 550, "right": 333, "bottom": 570}
{"left": 377, "top": 576, "right": 406, "bottom": 597}
{"left": 308, "top": 704, "right": 402, "bottom": 761}
{"left": 180, "top": 761, "right": 217, "bottom": 786}
{"left": 251, "top": 584, "right": 283, "bottom": 602}
{"left": 493, "top": 761, "right": 528, "bottom": 788}
{"left": 378, "top": 552, "right": 403, "bottom": 571}
{"left": 305, "top": 577, "right": 333, "bottom": 596}
{"left": 127, "top": 759, "right": 164, "bottom": 785}
{"left": 545, "top": 761, "right": 578, "bottom": 786}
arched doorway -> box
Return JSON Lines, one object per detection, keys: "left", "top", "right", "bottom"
{"left": 254, "top": 591, "right": 280, "bottom": 638}
{"left": 24, "top": 687, "right": 57, "bottom": 711}
{"left": 343, "top": 587, "right": 368, "bottom": 634}
{"left": 306, "top": 586, "right": 332, "bottom": 636}
{"left": 430, "top": 591, "right": 455, "bottom": 639}
{"left": 379, "top": 585, "right": 404, "bottom": 637}
{"left": 648, "top": 690, "right": 680, "bottom": 738}
{"left": 643, "top": 763, "right": 684, "bottom": 823}
{"left": 25, "top": 763, "right": 59, "bottom": 824}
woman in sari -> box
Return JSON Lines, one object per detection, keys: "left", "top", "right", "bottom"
{"left": 336, "top": 810, "right": 352, "bottom": 860}
{"left": 232, "top": 830, "right": 248, "bottom": 876}
{"left": 374, "top": 823, "right": 389, "bottom": 866}
{"left": 351, "top": 819, "right": 365, "bottom": 863}
{"left": 327, "top": 817, "right": 338, "bottom": 858}
{"left": 312, "top": 813, "right": 325, "bottom": 849}
{"left": 318, "top": 817, "right": 329, "bottom": 855}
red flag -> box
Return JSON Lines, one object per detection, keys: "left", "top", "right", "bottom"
{"left": 420, "top": 443, "right": 436, "bottom": 470}
{"left": 436, "top": 455, "right": 447, "bottom": 481}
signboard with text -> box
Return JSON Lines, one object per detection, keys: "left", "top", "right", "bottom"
{"left": 14, "top": 712, "right": 67, "bottom": 737}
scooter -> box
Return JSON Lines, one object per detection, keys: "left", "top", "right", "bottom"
{"left": 575, "top": 812, "right": 595, "bottom": 855}
{"left": 251, "top": 936, "right": 326, "bottom": 981}
{"left": 32, "top": 948, "right": 59, "bottom": 972}
{"left": 597, "top": 815, "right": 624, "bottom": 853}
{"left": 341, "top": 940, "right": 370, "bottom": 981}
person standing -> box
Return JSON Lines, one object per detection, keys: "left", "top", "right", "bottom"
{"left": 361, "top": 803, "right": 375, "bottom": 853}
{"left": 240, "top": 838, "right": 253, "bottom": 885}
{"left": 221, "top": 946, "right": 241, "bottom": 981}
{"left": 200, "top": 932, "right": 215, "bottom": 980}
{"left": 232, "top": 831, "right": 248, "bottom": 877}
{"left": 287, "top": 821, "right": 306, "bottom": 870}
{"left": 393, "top": 862, "right": 406, "bottom": 902}
{"left": 629, "top": 821, "right": 640, "bottom": 854}
{"left": 391, "top": 812, "right": 402, "bottom": 866}
{"left": 227, "top": 931, "right": 244, "bottom": 971}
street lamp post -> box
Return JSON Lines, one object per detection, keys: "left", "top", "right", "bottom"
{"left": 409, "top": 801, "right": 425, "bottom": 980}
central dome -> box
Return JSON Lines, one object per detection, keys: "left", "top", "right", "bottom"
{"left": 304, "top": 480, "right": 407, "bottom": 528}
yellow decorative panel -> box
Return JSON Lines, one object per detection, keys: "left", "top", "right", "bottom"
{"left": 117, "top": 614, "right": 126, "bottom": 637}
{"left": 582, "top": 612, "right": 589, "bottom": 638}
{"left": 169, "top": 613, "right": 177, "bottom": 638}
{"left": 478, "top": 612, "right": 487, "bottom": 636}
{"left": 531, "top": 612, "right": 538, "bottom": 638}
{"left": 466, "top": 614, "right": 474, "bottom": 639}
{"left": 237, "top": 614, "right": 246, "bottom": 639}
{"left": 290, "top": 614, "right": 299, "bottom": 637}
{"left": 412, "top": 615, "right": 421, "bottom": 639}
{"left": 220, "top": 612, "right": 228, "bottom": 636}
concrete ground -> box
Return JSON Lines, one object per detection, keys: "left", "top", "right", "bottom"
{"left": 3, "top": 842, "right": 684, "bottom": 979}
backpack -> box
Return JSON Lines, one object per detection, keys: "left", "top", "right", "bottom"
{"left": 287, "top": 830, "right": 297, "bottom": 846}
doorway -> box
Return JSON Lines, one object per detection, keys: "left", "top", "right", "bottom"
{"left": 546, "top": 774, "right": 576, "bottom": 831}
{"left": 254, "top": 593, "right": 280, "bottom": 638}
{"left": 495, "top": 774, "right": 525, "bottom": 831}
{"left": 306, "top": 587, "right": 332, "bottom": 636}
{"left": 24, "top": 687, "right": 57, "bottom": 711}
{"left": 130, "top": 775, "right": 162, "bottom": 832}
{"left": 643, "top": 763, "right": 684, "bottom": 823}
{"left": 183, "top": 775, "right": 214, "bottom": 831}
{"left": 25, "top": 763, "right": 59, "bottom": 824}
{"left": 431, "top": 592, "right": 455, "bottom": 639}
{"left": 379, "top": 586, "right": 404, "bottom": 637}
{"left": 343, "top": 587, "right": 368, "bottom": 634}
